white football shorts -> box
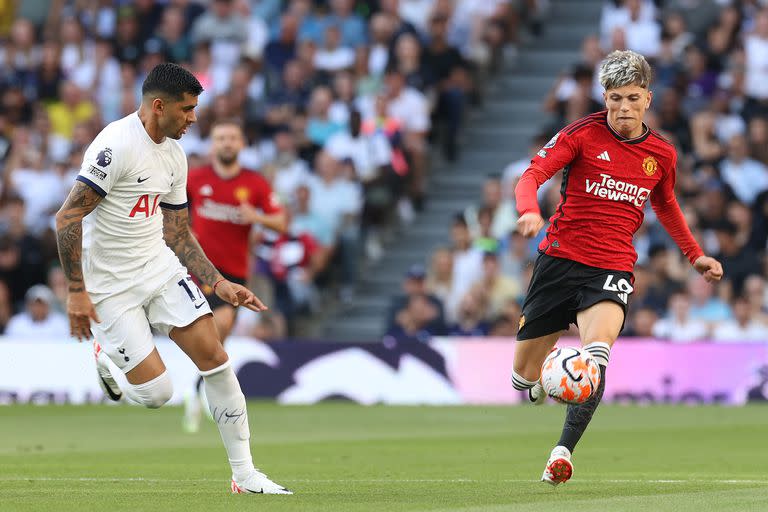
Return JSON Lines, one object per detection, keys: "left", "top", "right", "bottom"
{"left": 91, "top": 270, "right": 212, "bottom": 372}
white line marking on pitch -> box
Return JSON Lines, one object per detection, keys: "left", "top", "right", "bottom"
{"left": 0, "top": 477, "right": 764, "bottom": 485}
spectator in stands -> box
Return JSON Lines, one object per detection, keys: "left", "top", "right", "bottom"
{"left": 5, "top": 284, "right": 68, "bottom": 338}
{"left": 744, "top": 275, "right": 768, "bottom": 326}
{"left": 0, "top": 279, "right": 11, "bottom": 333}
{"left": 713, "top": 296, "right": 768, "bottom": 342}
{"left": 289, "top": 183, "right": 336, "bottom": 251}
{"left": 386, "top": 264, "right": 445, "bottom": 334}
{"left": 687, "top": 274, "right": 732, "bottom": 325}
{"left": 380, "top": 67, "right": 430, "bottom": 207}
{"left": 744, "top": 8, "right": 768, "bottom": 122}
{"left": 266, "top": 125, "right": 312, "bottom": 203}
{"left": 447, "top": 288, "right": 490, "bottom": 337}
{"left": 470, "top": 251, "right": 520, "bottom": 318}
{"left": 652, "top": 291, "right": 709, "bottom": 342}
{"left": 306, "top": 86, "right": 345, "bottom": 147}
{"left": 465, "top": 174, "right": 517, "bottom": 241}
{"left": 624, "top": 305, "right": 659, "bottom": 338}
{"left": 425, "top": 247, "right": 453, "bottom": 306}
{"left": 307, "top": 151, "right": 362, "bottom": 301}
{"left": 46, "top": 81, "right": 95, "bottom": 140}
{"left": 156, "top": 5, "right": 193, "bottom": 64}
{"left": 714, "top": 219, "right": 762, "bottom": 296}
{"left": 326, "top": 110, "right": 395, "bottom": 261}
{"left": 719, "top": 134, "right": 768, "bottom": 206}
{"left": 384, "top": 293, "right": 441, "bottom": 343}
{"left": 445, "top": 213, "right": 483, "bottom": 323}
{"left": 314, "top": 24, "right": 356, "bottom": 73}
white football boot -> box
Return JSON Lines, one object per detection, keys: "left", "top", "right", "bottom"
{"left": 230, "top": 470, "right": 293, "bottom": 495}
{"left": 94, "top": 342, "right": 122, "bottom": 401}
{"left": 528, "top": 382, "right": 546, "bottom": 405}
{"left": 541, "top": 446, "right": 573, "bottom": 486}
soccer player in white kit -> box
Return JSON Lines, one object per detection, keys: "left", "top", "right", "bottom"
{"left": 54, "top": 63, "right": 292, "bottom": 495}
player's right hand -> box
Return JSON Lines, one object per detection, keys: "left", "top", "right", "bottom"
{"left": 66, "top": 290, "right": 100, "bottom": 342}
{"left": 516, "top": 212, "right": 545, "bottom": 238}
{"left": 215, "top": 280, "right": 269, "bottom": 312}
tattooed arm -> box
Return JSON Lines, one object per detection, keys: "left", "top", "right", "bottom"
{"left": 161, "top": 206, "right": 223, "bottom": 287}
{"left": 162, "top": 206, "right": 268, "bottom": 312}
{"left": 55, "top": 181, "right": 103, "bottom": 340}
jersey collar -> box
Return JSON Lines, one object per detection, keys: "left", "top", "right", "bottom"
{"left": 604, "top": 115, "right": 651, "bottom": 144}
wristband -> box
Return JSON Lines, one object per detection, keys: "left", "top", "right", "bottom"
{"left": 212, "top": 278, "right": 226, "bottom": 293}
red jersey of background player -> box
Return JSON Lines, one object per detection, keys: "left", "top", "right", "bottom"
{"left": 515, "top": 111, "right": 703, "bottom": 273}
{"left": 187, "top": 166, "right": 283, "bottom": 279}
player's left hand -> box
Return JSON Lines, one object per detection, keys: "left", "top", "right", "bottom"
{"left": 693, "top": 255, "right": 724, "bottom": 283}
{"left": 214, "top": 280, "right": 269, "bottom": 312}
{"left": 238, "top": 202, "right": 260, "bottom": 224}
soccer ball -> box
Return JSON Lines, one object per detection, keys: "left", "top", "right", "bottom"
{"left": 540, "top": 347, "right": 601, "bottom": 404}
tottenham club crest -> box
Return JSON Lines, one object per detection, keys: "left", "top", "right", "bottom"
{"left": 642, "top": 155, "right": 657, "bottom": 176}
{"left": 96, "top": 148, "right": 113, "bottom": 167}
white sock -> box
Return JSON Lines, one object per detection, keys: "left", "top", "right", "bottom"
{"left": 511, "top": 369, "right": 538, "bottom": 391}
{"left": 583, "top": 341, "right": 611, "bottom": 367}
{"left": 201, "top": 361, "right": 255, "bottom": 481}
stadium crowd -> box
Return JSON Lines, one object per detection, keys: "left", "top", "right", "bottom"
{"left": 384, "top": 0, "right": 768, "bottom": 343}
{"left": 0, "top": 0, "right": 524, "bottom": 339}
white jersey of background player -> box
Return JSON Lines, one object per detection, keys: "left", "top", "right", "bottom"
{"left": 55, "top": 63, "right": 292, "bottom": 495}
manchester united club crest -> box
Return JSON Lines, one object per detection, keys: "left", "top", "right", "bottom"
{"left": 642, "top": 156, "right": 657, "bottom": 176}
{"left": 234, "top": 187, "right": 250, "bottom": 203}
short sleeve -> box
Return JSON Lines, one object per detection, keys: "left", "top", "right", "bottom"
{"left": 160, "top": 150, "right": 188, "bottom": 209}
{"left": 255, "top": 179, "right": 283, "bottom": 215}
{"left": 76, "top": 132, "right": 126, "bottom": 197}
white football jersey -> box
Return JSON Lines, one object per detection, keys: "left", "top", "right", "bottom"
{"left": 76, "top": 112, "right": 189, "bottom": 299}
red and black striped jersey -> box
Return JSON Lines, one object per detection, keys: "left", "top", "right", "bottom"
{"left": 515, "top": 111, "right": 703, "bottom": 273}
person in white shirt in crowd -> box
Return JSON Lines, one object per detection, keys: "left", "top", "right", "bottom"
{"left": 444, "top": 213, "right": 483, "bottom": 324}
{"left": 622, "top": 0, "right": 661, "bottom": 58}
{"left": 713, "top": 296, "right": 768, "bottom": 342}
{"left": 189, "top": 0, "right": 249, "bottom": 95}
{"left": 464, "top": 174, "right": 517, "bottom": 241}
{"left": 743, "top": 274, "right": 768, "bottom": 326}
{"left": 600, "top": 0, "right": 656, "bottom": 50}
{"left": 5, "top": 285, "right": 68, "bottom": 339}
{"left": 367, "top": 12, "right": 395, "bottom": 77}
{"left": 314, "top": 24, "right": 356, "bottom": 73}
{"left": 719, "top": 134, "right": 768, "bottom": 206}
{"left": 652, "top": 291, "right": 709, "bottom": 342}
{"left": 307, "top": 151, "right": 363, "bottom": 301}
{"left": 265, "top": 125, "right": 311, "bottom": 204}
{"left": 379, "top": 68, "right": 430, "bottom": 208}
{"left": 328, "top": 70, "right": 357, "bottom": 125}
{"left": 5, "top": 128, "right": 67, "bottom": 235}
{"left": 744, "top": 8, "right": 768, "bottom": 119}
{"left": 325, "top": 110, "right": 394, "bottom": 261}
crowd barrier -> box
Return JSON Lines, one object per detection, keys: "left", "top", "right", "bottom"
{"left": 0, "top": 337, "right": 766, "bottom": 405}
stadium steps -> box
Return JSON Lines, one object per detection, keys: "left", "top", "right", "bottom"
{"left": 309, "top": 0, "right": 602, "bottom": 342}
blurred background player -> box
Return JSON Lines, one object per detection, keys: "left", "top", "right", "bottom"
{"left": 56, "top": 63, "right": 290, "bottom": 495}
{"left": 183, "top": 118, "right": 287, "bottom": 433}
{"left": 512, "top": 50, "right": 723, "bottom": 486}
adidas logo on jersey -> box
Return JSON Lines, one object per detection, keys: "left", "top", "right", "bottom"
{"left": 596, "top": 151, "right": 611, "bottom": 161}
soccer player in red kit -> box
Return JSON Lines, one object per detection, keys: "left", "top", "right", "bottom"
{"left": 511, "top": 51, "right": 723, "bottom": 486}
{"left": 183, "top": 119, "right": 287, "bottom": 431}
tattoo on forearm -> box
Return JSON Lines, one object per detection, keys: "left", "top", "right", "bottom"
{"left": 55, "top": 182, "right": 103, "bottom": 291}
{"left": 162, "top": 208, "right": 221, "bottom": 286}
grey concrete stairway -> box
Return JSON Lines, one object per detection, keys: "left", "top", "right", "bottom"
{"left": 315, "top": 0, "right": 603, "bottom": 341}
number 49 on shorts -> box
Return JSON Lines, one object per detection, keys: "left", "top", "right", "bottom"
{"left": 602, "top": 275, "right": 633, "bottom": 304}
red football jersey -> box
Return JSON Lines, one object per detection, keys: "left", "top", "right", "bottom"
{"left": 187, "top": 166, "right": 283, "bottom": 279}
{"left": 516, "top": 111, "right": 703, "bottom": 272}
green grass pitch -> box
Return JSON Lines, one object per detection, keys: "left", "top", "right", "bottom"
{"left": 1, "top": 403, "right": 766, "bottom": 511}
